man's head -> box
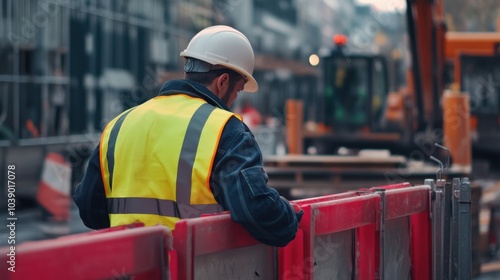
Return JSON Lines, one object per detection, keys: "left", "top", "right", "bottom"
{"left": 180, "top": 25, "right": 258, "bottom": 107}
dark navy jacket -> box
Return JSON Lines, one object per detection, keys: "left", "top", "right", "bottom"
{"left": 73, "top": 79, "right": 302, "bottom": 247}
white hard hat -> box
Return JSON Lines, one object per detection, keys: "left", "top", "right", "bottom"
{"left": 180, "top": 25, "right": 258, "bottom": 93}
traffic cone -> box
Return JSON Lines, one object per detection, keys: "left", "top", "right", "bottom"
{"left": 36, "top": 152, "right": 72, "bottom": 235}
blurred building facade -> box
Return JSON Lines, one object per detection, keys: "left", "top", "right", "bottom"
{"left": 0, "top": 0, "right": 406, "bottom": 206}
{"left": 0, "top": 0, "right": 392, "bottom": 141}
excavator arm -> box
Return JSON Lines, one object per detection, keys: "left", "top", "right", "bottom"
{"left": 405, "top": 0, "right": 446, "bottom": 130}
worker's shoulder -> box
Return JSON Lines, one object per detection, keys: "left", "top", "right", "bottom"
{"left": 223, "top": 115, "right": 247, "bottom": 134}
{"left": 219, "top": 115, "right": 253, "bottom": 142}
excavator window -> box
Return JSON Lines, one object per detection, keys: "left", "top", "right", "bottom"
{"left": 372, "top": 58, "right": 388, "bottom": 131}
{"left": 324, "top": 56, "right": 369, "bottom": 128}
{"left": 461, "top": 55, "right": 500, "bottom": 115}
{"left": 323, "top": 54, "right": 389, "bottom": 131}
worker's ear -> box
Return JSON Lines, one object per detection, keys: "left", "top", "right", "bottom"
{"left": 215, "top": 73, "right": 230, "bottom": 92}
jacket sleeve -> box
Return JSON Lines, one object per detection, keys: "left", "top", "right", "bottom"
{"left": 211, "top": 117, "right": 302, "bottom": 247}
{"left": 73, "top": 144, "right": 110, "bottom": 229}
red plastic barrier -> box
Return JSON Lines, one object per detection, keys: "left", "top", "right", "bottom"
{"left": 370, "top": 182, "right": 411, "bottom": 190}
{"left": 371, "top": 184, "right": 432, "bottom": 280}
{"left": 0, "top": 225, "right": 171, "bottom": 280}
{"left": 279, "top": 191, "right": 358, "bottom": 280}
{"left": 282, "top": 193, "right": 381, "bottom": 280}
{"left": 173, "top": 214, "right": 276, "bottom": 280}
{"left": 62, "top": 222, "right": 146, "bottom": 237}
{"left": 293, "top": 191, "right": 359, "bottom": 205}
{"left": 279, "top": 229, "right": 304, "bottom": 280}
{"left": 0, "top": 184, "right": 433, "bottom": 280}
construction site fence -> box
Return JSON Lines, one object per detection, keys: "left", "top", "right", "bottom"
{"left": 0, "top": 178, "right": 471, "bottom": 280}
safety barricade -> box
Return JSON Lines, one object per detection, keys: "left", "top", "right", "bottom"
{"left": 279, "top": 191, "right": 381, "bottom": 280}
{"left": 370, "top": 183, "right": 432, "bottom": 280}
{"left": 0, "top": 224, "right": 172, "bottom": 280}
{"left": 278, "top": 192, "right": 360, "bottom": 280}
{"left": 173, "top": 213, "right": 277, "bottom": 280}
{"left": 0, "top": 179, "right": 469, "bottom": 280}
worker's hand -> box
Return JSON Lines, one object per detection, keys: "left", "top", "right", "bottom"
{"left": 290, "top": 202, "right": 303, "bottom": 214}
{"left": 280, "top": 197, "right": 304, "bottom": 219}
{"left": 289, "top": 202, "right": 304, "bottom": 223}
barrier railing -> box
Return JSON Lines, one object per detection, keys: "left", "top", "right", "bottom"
{"left": 0, "top": 224, "right": 171, "bottom": 280}
{"left": 0, "top": 178, "right": 471, "bottom": 280}
{"left": 284, "top": 192, "right": 381, "bottom": 280}
{"left": 371, "top": 184, "right": 432, "bottom": 280}
{"left": 172, "top": 213, "right": 276, "bottom": 280}
{"left": 279, "top": 191, "right": 359, "bottom": 280}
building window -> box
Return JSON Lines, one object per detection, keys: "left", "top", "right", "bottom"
{"left": 19, "top": 49, "right": 34, "bottom": 75}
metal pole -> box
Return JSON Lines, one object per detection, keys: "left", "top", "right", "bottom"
{"left": 443, "top": 179, "right": 453, "bottom": 279}
{"left": 452, "top": 178, "right": 459, "bottom": 279}
{"left": 426, "top": 179, "right": 438, "bottom": 280}
{"left": 374, "top": 188, "right": 386, "bottom": 280}
{"left": 88, "top": 0, "right": 97, "bottom": 133}
{"left": 455, "top": 178, "right": 472, "bottom": 279}
{"left": 433, "top": 179, "right": 446, "bottom": 280}
{"left": 11, "top": 0, "right": 20, "bottom": 139}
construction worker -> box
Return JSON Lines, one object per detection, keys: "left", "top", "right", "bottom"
{"left": 74, "top": 25, "right": 303, "bottom": 247}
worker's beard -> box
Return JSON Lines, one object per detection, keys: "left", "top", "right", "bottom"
{"left": 220, "top": 83, "right": 237, "bottom": 107}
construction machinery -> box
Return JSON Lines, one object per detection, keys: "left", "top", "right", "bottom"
{"left": 268, "top": 0, "right": 475, "bottom": 197}
{"left": 444, "top": 31, "right": 500, "bottom": 156}
{"left": 300, "top": 0, "right": 500, "bottom": 168}
{"left": 259, "top": 1, "right": 500, "bottom": 277}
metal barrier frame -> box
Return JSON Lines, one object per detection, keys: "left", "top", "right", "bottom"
{"left": 452, "top": 177, "right": 472, "bottom": 279}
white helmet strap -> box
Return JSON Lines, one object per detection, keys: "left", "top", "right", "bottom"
{"left": 184, "top": 58, "right": 212, "bottom": 73}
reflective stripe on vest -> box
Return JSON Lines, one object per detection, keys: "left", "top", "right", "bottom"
{"left": 107, "top": 197, "right": 222, "bottom": 217}
{"left": 99, "top": 95, "right": 237, "bottom": 229}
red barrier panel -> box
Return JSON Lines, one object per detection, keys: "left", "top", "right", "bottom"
{"left": 370, "top": 182, "right": 411, "bottom": 190}
{"left": 0, "top": 184, "right": 433, "bottom": 280}
{"left": 0, "top": 225, "right": 171, "bottom": 280}
{"left": 284, "top": 193, "right": 381, "bottom": 280}
{"left": 293, "top": 191, "right": 359, "bottom": 206}
{"left": 279, "top": 191, "right": 357, "bottom": 280}
{"left": 371, "top": 184, "right": 432, "bottom": 280}
{"left": 173, "top": 214, "right": 276, "bottom": 280}
{"left": 279, "top": 229, "right": 304, "bottom": 280}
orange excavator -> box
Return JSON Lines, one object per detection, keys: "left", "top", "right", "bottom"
{"left": 305, "top": 0, "right": 500, "bottom": 167}
{"left": 444, "top": 31, "right": 500, "bottom": 156}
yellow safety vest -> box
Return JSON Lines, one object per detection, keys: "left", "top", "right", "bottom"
{"left": 99, "top": 94, "right": 237, "bottom": 229}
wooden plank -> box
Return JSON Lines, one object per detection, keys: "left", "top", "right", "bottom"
{"left": 264, "top": 155, "right": 407, "bottom": 169}
{"left": 264, "top": 155, "right": 406, "bottom": 164}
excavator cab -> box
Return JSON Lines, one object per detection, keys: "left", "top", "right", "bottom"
{"left": 323, "top": 53, "right": 390, "bottom": 133}
{"left": 459, "top": 54, "right": 500, "bottom": 154}
{"left": 305, "top": 47, "right": 408, "bottom": 154}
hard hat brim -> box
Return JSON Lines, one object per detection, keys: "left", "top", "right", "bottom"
{"left": 181, "top": 51, "right": 259, "bottom": 93}
{"left": 241, "top": 71, "right": 258, "bottom": 93}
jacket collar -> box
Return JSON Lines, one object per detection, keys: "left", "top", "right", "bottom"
{"left": 158, "top": 80, "right": 230, "bottom": 111}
